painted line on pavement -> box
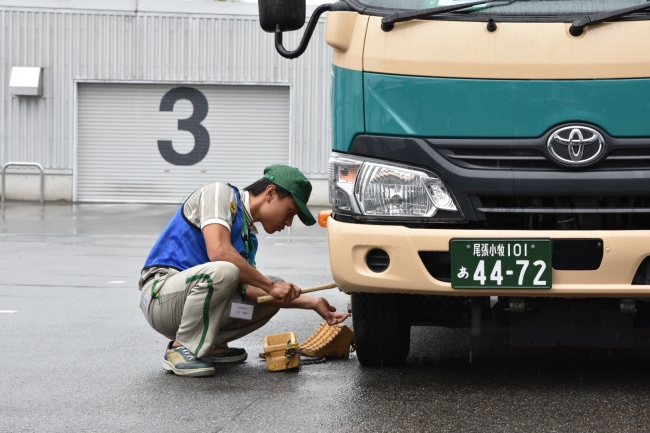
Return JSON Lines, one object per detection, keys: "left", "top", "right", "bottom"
{"left": 0, "top": 310, "right": 17, "bottom": 313}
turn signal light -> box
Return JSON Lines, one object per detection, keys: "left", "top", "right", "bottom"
{"left": 318, "top": 210, "right": 332, "bottom": 228}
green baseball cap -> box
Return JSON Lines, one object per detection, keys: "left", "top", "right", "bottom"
{"left": 263, "top": 164, "right": 316, "bottom": 226}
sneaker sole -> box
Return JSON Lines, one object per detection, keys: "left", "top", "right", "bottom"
{"left": 206, "top": 352, "right": 248, "bottom": 364}
{"left": 162, "top": 359, "right": 215, "bottom": 377}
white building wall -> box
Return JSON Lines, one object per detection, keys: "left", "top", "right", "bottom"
{"left": 0, "top": 0, "right": 332, "bottom": 203}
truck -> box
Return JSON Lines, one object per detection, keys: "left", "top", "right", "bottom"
{"left": 257, "top": 0, "right": 650, "bottom": 366}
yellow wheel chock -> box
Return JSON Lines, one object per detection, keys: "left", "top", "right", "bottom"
{"left": 299, "top": 322, "right": 355, "bottom": 359}
{"left": 263, "top": 332, "right": 301, "bottom": 371}
{"left": 263, "top": 323, "right": 355, "bottom": 371}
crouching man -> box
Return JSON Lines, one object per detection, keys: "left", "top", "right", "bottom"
{"left": 138, "top": 165, "right": 350, "bottom": 377}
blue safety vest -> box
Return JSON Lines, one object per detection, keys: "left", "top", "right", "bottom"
{"left": 142, "top": 184, "right": 257, "bottom": 272}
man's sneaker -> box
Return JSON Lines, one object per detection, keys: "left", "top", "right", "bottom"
{"left": 205, "top": 345, "right": 248, "bottom": 363}
{"left": 162, "top": 342, "right": 215, "bottom": 377}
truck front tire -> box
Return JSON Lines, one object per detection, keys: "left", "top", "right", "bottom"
{"left": 351, "top": 293, "right": 411, "bottom": 366}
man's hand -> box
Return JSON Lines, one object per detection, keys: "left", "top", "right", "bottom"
{"left": 249, "top": 289, "right": 350, "bottom": 324}
{"left": 269, "top": 282, "right": 301, "bottom": 302}
{"left": 313, "top": 297, "right": 351, "bottom": 325}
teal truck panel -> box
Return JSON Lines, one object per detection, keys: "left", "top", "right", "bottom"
{"left": 332, "top": 65, "right": 365, "bottom": 153}
{"left": 358, "top": 73, "right": 650, "bottom": 146}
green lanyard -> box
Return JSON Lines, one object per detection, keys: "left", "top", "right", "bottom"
{"left": 241, "top": 215, "right": 256, "bottom": 300}
{"left": 242, "top": 215, "right": 256, "bottom": 266}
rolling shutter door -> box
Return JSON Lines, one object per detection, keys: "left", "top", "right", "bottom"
{"left": 77, "top": 83, "right": 290, "bottom": 203}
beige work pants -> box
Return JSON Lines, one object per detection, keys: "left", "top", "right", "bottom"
{"left": 139, "top": 261, "right": 280, "bottom": 359}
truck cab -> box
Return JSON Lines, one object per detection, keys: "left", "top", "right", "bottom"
{"left": 261, "top": 0, "right": 650, "bottom": 366}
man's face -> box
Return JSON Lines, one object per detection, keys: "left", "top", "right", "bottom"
{"left": 259, "top": 186, "right": 300, "bottom": 234}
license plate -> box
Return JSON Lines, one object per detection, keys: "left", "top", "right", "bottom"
{"left": 450, "top": 239, "right": 552, "bottom": 289}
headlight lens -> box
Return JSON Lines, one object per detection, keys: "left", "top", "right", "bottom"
{"left": 328, "top": 154, "right": 362, "bottom": 212}
{"left": 355, "top": 163, "right": 435, "bottom": 216}
{"left": 328, "top": 152, "right": 458, "bottom": 217}
{"left": 421, "top": 178, "right": 457, "bottom": 212}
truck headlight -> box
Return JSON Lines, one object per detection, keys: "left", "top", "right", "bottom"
{"left": 328, "top": 152, "right": 458, "bottom": 217}
{"left": 328, "top": 154, "right": 362, "bottom": 212}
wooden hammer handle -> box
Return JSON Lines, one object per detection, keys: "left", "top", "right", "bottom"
{"left": 256, "top": 282, "right": 338, "bottom": 304}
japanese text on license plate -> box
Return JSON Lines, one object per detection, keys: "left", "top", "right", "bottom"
{"left": 450, "top": 239, "right": 552, "bottom": 289}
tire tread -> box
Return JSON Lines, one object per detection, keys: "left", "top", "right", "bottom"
{"left": 352, "top": 293, "right": 410, "bottom": 366}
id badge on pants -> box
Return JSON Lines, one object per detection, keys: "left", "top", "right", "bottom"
{"left": 229, "top": 302, "right": 254, "bottom": 320}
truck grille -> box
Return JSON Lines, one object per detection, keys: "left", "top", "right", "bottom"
{"left": 437, "top": 147, "right": 551, "bottom": 170}
{"left": 604, "top": 149, "right": 650, "bottom": 170}
{"left": 476, "top": 195, "right": 650, "bottom": 214}
{"left": 437, "top": 147, "right": 650, "bottom": 171}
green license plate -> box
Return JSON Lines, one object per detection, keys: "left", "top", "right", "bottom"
{"left": 450, "top": 239, "right": 552, "bottom": 289}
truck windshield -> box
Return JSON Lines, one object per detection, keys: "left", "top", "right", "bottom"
{"left": 357, "top": 0, "right": 650, "bottom": 19}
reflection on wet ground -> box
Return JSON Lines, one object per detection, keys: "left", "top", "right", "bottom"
{"left": 336, "top": 327, "right": 650, "bottom": 432}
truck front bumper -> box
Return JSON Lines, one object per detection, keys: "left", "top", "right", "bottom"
{"left": 327, "top": 218, "right": 650, "bottom": 297}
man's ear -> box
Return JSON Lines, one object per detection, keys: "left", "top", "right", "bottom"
{"left": 265, "top": 184, "right": 277, "bottom": 202}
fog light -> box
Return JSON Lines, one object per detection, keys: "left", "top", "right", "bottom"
{"left": 366, "top": 249, "right": 390, "bottom": 273}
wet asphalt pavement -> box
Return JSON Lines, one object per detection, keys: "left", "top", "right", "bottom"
{"left": 2, "top": 202, "right": 650, "bottom": 432}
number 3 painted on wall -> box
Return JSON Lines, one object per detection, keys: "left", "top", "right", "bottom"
{"left": 158, "top": 87, "right": 210, "bottom": 166}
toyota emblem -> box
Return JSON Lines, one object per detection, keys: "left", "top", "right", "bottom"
{"left": 547, "top": 125, "right": 606, "bottom": 166}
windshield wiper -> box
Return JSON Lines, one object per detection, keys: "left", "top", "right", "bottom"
{"left": 381, "top": 0, "right": 496, "bottom": 32}
{"left": 570, "top": 2, "right": 650, "bottom": 36}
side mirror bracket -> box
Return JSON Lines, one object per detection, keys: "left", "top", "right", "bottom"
{"left": 274, "top": 3, "right": 333, "bottom": 59}
{"left": 259, "top": 0, "right": 352, "bottom": 59}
